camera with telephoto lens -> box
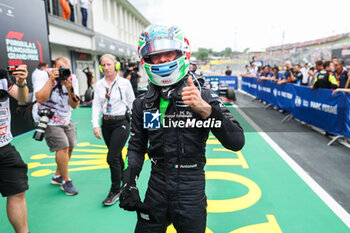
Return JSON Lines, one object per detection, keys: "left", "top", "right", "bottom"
{"left": 57, "top": 66, "right": 71, "bottom": 81}
{"left": 33, "top": 109, "right": 54, "bottom": 141}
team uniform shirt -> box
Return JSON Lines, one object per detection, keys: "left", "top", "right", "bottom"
{"left": 0, "top": 79, "right": 13, "bottom": 147}
{"left": 92, "top": 75, "right": 135, "bottom": 128}
{"left": 284, "top": 68, "right": 294, "bottom": 81}
{"left": 32, "top": 69, "right": 79, "bottom": 126}
{"left": 335, "top": 69, "right": 348, "bottom": 88}
{"left": 260, "top": 72, "right": 274, "bottom": 77}
{"left": 274, "top": 72, "right": 283, "bottom": 80}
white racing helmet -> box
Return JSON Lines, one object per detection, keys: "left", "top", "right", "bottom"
{"left": 138, "top": 25, "right": 191, "bottom": 87}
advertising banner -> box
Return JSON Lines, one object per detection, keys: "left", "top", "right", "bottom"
{"left": 256, "top": 80, "right": 278, "bottom": 106}
{"left": 220, "top": 75, "right": 238, "bottom": 89}
{"left": 0, "top": 0, "right": 51, "bottom": 135}
{"left": 344, "top": 94, "right": 350, "bottom": 138}
{"left": 205, "top": 76, "right": 238, "bottom": 90}
{"left": 241, "top": 77, "right": 348, "bottom": 136}
{"left": 241, "top": 77, "right": 258, "bottom": 96}
{"left": 274, "top": 82, "right": 296, "bottom": 112}
{"left": 292, "top": 87, "right": 345, "bottom": 135}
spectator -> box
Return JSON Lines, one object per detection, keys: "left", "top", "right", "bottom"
{"left": 258, "top": 65, "right": 274, "bottom": 81}
{"left": 283, "top": 61, "right": 294, "bottom": 81}
{"left": 242, "top": 63, "right": 257, "bottom": 77}
{"left": 333, "top": 58, "right": 349, "bottom": 88}
{"left": 32, "top": 57, "right": 80, "bottom": 195}
{"left": 277, "top": 62, "right": 296, "bottom": 85}
{"left": 241, "top": 65, "right": 250, "bottom": 77}
{"left": 59, "top": 0, "right": 71, "bottom": 20}
{"left": 311, "top": 61, "right": 338, "bottom": 89}
{"left": 272, "top": 66, "right": 283, "bottom": 82}
{"left": 308, "top": 60, "right": 324, "bottom": 86}
{"left": 0, "top": 65, "right": 29, "bottom": 233}
{"left": 300, "top": 62, "right": 309, "bottom": 85}
{"left": 119, "top": 24, "right": 245, "bottom": 232}
{"left": 293, "top": 64, "right": 303, "bottom": 85}
{"left": 92, "top": 54, "right": 134, "bottom": 206}
{"left": 80, "top": 0, "right": 92, "bottom": 27}
{"left": 124, "top": 62, "right": 141, "bottom": 97}
{"left": 249, "top": 62, "right": 258, "bottom": 77}
{"left": 68, "top": 0, "right": 77, "bottom": 22}
{"left": 225, "top": 66, "right": 232, "bottom": 76}
{"left": 256, "top": 65, "right": 262, "bottom": 78}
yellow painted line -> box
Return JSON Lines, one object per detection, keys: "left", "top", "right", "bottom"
{"left": 30, "top": 164, "right": 109, "bottom": 177}
{"left": 206, "top": 171, "right": 261, "bottom": 213}
{"left": 211, "top": 149, "right": 249, "bottom": 168}
{"left": 31, "top": 154, "right": 106, "bottom": 160}
{"left": 73, "top": 149, "right": 108, "bottom": 153}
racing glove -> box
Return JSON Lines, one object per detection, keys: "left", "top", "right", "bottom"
{"left": 119, "top": 167, "right": 142, "bottom": 211}
{"left": 119, "top": 167, "right": 157, "bottom": 223}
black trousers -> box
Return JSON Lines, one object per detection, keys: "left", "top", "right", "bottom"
{"left": 69, "top": 3, "right": 74, "bottom": 22}
{"left": 135, "top": 168, "right": 207, "bottom": 233}
{"left": 102, "top": 119, "right": 130, "bottom": 193}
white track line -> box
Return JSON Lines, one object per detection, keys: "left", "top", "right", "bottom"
{"left": 232, "top": 94, "right": 350, "bottom": 228}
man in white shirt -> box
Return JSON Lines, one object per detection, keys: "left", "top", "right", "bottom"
{"left": 300, "top": 62, "right": 310, "bottom": 86}
{"left": 32, "top": 57, "right": 80, "bottom": 196}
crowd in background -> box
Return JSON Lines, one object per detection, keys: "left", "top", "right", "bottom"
{"left": 241, "top": 57, "right": 350, "bottom": 93}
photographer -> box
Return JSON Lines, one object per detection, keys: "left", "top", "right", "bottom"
{"left": 123, "top": 62, "right": 141, "bottom": 97}
{"left": 0, "top": 65, "right": 29, "bottom": 233}
{"left": 32, "top": 57, "right": 80, "bottom": 196}
{"left": 277, "top": 61, "right": 296, "bottom": 85}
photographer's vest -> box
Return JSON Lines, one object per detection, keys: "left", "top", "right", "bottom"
{"left": 0, "top": 79, "right": 13, "bottom": 147}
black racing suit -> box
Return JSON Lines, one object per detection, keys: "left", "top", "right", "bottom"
{"left": 124, "top": 76, "right": 245, "bottom": 233}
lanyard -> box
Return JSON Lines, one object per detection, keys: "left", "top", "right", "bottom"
{"left": 335, "top": 70, "right": 344, "bottom": 81}
{"left": 105, "top": 79, "right": 117, "bottom": 100}
{"left": 105, "top": 79, "right": 117, "bottom": 112}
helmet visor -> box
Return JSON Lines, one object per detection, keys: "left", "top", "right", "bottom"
{"left": 140, "top": 38, "right": 183, "bottom": 57}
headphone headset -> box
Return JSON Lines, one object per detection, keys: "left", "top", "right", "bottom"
{"left": 99, "top": 61, "right": 121, "bottom": 73}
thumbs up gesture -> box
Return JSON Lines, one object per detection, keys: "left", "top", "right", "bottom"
{"left": 182, "top": 76, "right": 212, "bottom": 119}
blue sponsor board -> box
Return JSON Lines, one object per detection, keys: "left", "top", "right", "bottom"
{"left": 242, "top": 78, "right": 349, "bottom": 137}
{"left": 293, "top": 87, "right": 345, "bottom": 135}
{"left": 241, "top": 77, "right": 258, "bottom": 96}
{"left": 205, "top": 76, "right": 238, "bottom": 90}
{"left": 345, "top": 95, "right": 350, "bottom": 138}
